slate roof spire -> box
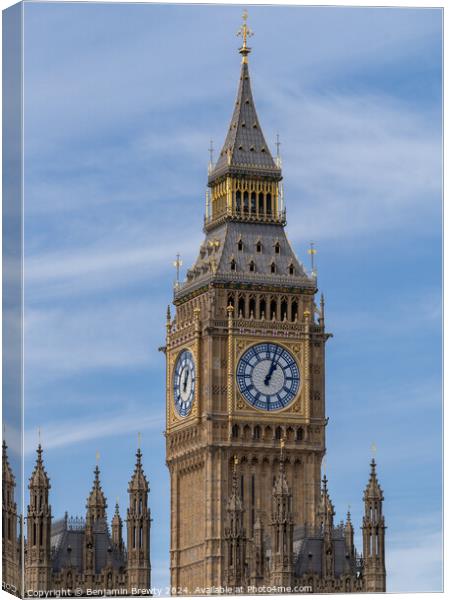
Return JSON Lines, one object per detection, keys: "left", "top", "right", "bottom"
{"left": 208, "top": 13, "right": 281, "bottom": 184}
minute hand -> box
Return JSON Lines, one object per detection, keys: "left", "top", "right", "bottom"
{"left": 264, "top": 360, "right": 278, "bottom": 386}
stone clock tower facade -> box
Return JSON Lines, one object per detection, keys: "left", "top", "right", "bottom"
{"left": 164, "top": 16, "right": 386, "bottom": 595}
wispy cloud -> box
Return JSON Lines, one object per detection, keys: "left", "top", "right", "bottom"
{"left": 267, "top": 89, "right": 441, "bottom": 242}
{"left": 24, "top": 410, "right": 165, "bottom": 455}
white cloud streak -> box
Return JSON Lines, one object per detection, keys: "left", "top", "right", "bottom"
{"left": 24, "top": 410, "right": 165, "bottom": 455}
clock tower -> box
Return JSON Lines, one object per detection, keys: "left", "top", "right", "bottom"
{"left": 164, "top": 14, "right": 385, "bottom": 595}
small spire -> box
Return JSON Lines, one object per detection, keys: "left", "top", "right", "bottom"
{"left": 86, "top": 462, "right": 107, "bottom": 520}
{"left": 318, "top": 293, "right": 325, "bottom": 326}
{"left": 308, "top": 242, "right": 317, "bottom": 276}
{"left": 166, "top": 305, "right": 171, "bottom": 322}
{"left": 208, "top": 139, "right": 214, "bottom": 173}
{"left": 173, "top": 253, "right": 183, "bottom": 287}
{"left": 128, "top": 446, "right": 148, "bottom": 492}
{"left": 29, "top": 443, "right": 50, "bottom": 489}
{"left": 364, "top": 457, "right": 384, "bottom": 501}
{"left": 232, "top": 455, "right": 239, "bottom": 487}
{"left": 322, "top": 473, "right": 328, "bottom": 492}
{"left": 280, "top": 435, "right": 286, "bottom": 468}
{"left": 346, "top": 506, "right": 352, "bottom": 525}
{"left": 236, "top": 9, "right": 253, "bottom": 63}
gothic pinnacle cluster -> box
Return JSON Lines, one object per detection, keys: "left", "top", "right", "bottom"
{"left": 1, "top": 442, "right": 151, "bottom": 596}
{"left": 165, "top": 12, "right": 386, "bottom": 595}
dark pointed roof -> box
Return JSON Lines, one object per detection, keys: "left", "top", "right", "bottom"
{"left": 29, "top": 444, "right": 50, "bottom": 489}
{"left": 209, "top": 59, "right": 281, "bottom": 183}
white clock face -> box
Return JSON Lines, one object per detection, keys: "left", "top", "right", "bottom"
{"left": 236, "top": 343, "right": 300, "bottom": 411}
{"left": 173, "top": 350, "right": 195, "bottom": 417}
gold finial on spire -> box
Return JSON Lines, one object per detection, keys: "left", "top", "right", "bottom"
{"left": 38, "top": 426, "right": 41, "bottom": 446}
{"left": 138, "top": 431, "right": 142, "bottom": 449}
{"left": 237, "top": 9, "right": 254, "bottom": 63}
{"left": 95, "top": 450, "right": 100, "bottom": 465}
{"left": 370, "top": 441, "right": 377, "bottom": 457}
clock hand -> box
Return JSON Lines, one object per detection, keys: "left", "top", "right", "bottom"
{"left": 264, "top": 361, "right": 278, "bottom": 386}
{"left": 182, "top": 369, "right": 189, "bottom": 393}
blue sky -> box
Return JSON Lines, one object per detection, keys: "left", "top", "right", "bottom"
{"left": 14, "top": 1, "right": 443, "bottom": 593}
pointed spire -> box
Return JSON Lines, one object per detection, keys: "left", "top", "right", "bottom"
{"left": 227, "top": 456, "right": 243, "bottom": 513}
{"left": 273, "top": 437, "right": 290, "bottom": 496}
{"left": 86, "top": 464, "right": 107, "bottom": 520}
{"left": 128, "top": 447, "right": 149, "bottom": 492}
{"left": 209, "top": 18, "right": 281, "bottom": 184}
{"left": 319, "top": 474, "right": 335, "bottom": 530}
{"left": 364, "top": 459, "right": 384, "bottom": 501}
{"left": 2, "top": 439, "right": 15, "bottom": 487}
{"left": 345, "top": 507, "right": 352, "bottom": 527}
{"left": 29, "top": 444, "right": 50, "bottom": 489}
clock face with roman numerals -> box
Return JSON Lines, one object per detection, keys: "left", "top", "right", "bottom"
{"left": 236, "top": 343, "right": 300, "bottom": 411}
{"left": 173, "top": 349, "right": 195, "bottom": 417}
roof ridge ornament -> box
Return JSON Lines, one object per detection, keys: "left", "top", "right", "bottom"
{"left": 236, "top": 9, "right": 253, "bottom": 63}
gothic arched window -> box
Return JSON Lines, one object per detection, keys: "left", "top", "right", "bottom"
{"left": 260, "top": 297, "right": 266, "bottom": 319}
{"left": 250, "top": 192, "right": 256, "bottom": 213}
{"left": 266, "top": 193, "right": 272, "bottom": 214}
{"left": 291, "top": 300, "right": 298, "bottom": 322}
{"left": 236, "top": 190, "right": 241, "bottom": 212}
{"left": 249, "top": 297, "right": 256, "bottom": 316}
{"left": 238, "top": 296, "right": 245, "bottom": 318}
{"left": 281, "top": 298, "right": 288, "bottom": 321}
